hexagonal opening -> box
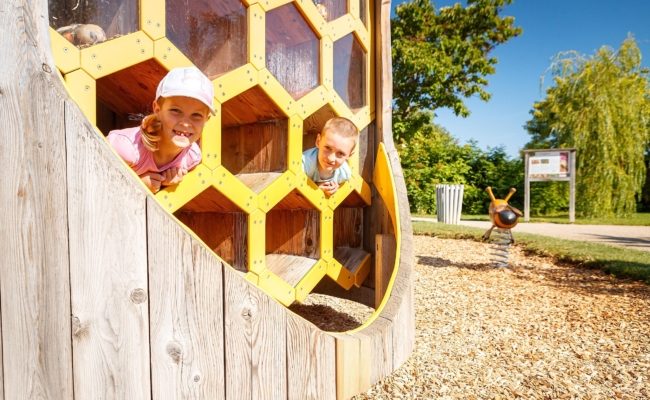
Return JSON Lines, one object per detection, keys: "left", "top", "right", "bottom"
{"left": 95, "top": 59, "right": 167, "bottom": 135}
{"left": 265, "top": 190, "right": 321, "bottom": 286}
{"left": 174, "top": 186, "right": 248, "bottom": 273}
{"left": 49, "top": 0, "right": 137, "bottom": 47}
{"left": 221, "top": 86, "right": 288, "bottom": 192}
{"left": 313, "top": 0, "right": 347, "bottom": 22}
{"left": 166, "top": 0, "right": 247, "bottom": 79}
{"left": 333, "top": 33, "right": 367, "bottom": 110}
{"left": 266, "top": 3, "right": 320, "bottom": 100}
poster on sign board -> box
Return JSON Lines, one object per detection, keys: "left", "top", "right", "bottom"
{"left": 528, "top": 151, "right": 569, "bottom": 180}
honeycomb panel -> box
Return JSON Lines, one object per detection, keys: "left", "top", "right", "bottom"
{"left": 49, "top": 0, "right": 137, "bottom": 47}
{"left": 50, "top": 0, "right": 378, "bottom": 307}
{"left": 266, "top": 3, "right": 320, "bottom": 100}
{"left": 333, "top": 32, "right": 366, "bottom": 110}
{"left": 166, "top": 0, "right": 247, "bottom": 79}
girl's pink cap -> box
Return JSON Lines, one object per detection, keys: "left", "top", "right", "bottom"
{"left": 156, "top": 67, "right": 216, "bottom": 115}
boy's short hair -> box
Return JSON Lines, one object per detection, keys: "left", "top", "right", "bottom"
{"left": 322, "top": 117, "right": 359, "bottom": 139}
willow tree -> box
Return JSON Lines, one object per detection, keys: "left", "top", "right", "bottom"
{"left": 525, "top": 37, "right": 650, "bottom": 217}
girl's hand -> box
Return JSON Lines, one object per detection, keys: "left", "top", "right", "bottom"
{"left": 318, "top": 180, "right": 339, "bottom": 197}
{"left": 161, "top": 167, "right": 188, "bottom": 186}
{"left": 140, "top": 172, "right": 165, "bottom": 193}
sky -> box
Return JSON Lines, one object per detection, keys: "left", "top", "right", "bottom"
{"left": 390, "top": 0, "right": 650, "bottom": 157}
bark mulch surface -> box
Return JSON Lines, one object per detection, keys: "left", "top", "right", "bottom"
{"left": 298, "top": 235, "right": 650, "bottom": 399}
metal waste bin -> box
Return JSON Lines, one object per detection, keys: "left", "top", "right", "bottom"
{"left": 436, "top": 184, "right": 464, "bottom": 224}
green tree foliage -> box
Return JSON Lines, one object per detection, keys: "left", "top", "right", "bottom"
{"left": 391, "top": 0, "right": 521, "bottom": 142}
{"left": 524, "top": 38, "right": 650, "bottom": 217}
{"left": 399, "top": 121, "right": 523, "bottom": 214}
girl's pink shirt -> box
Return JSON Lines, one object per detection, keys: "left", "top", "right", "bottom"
{"left": 107, "top": 126, "right": 201, "bottom": 176}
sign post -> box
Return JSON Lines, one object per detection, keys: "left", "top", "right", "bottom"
{"left": 523, "top": 149, "right": 577, "bottom": 223}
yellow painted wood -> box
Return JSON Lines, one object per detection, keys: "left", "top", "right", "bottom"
{"left": 351, "top": 106, "right": 372, "bottom": 129}
{"left": 80, "top": 32, "right": 154, "bottom": 79}
{"left": 257, "top": 69, "right": 293, "bottom": 112}
{"left": 320, "top": 38, "right": 334, "bottom": 90}
{"left": 244, "top": 271, "right": 259, "bottom": 286}
{"left": 352, "top": 22, "right": 370, "bottom": 52}
{"left": 241, "top": 0, "right": 260, "bottom": 6}
{"left": 327, "top": 181, "right": 353, "bottom": 210}
{"left": 329, "top": 92, "right": 354, "bottom": 120}
{"left": 294, "top": 259, "right": 327, "bottom": 303}
{"left": 153, "top": 38, "right": 193, "bottom": 70}
{"left": 214, "top": 64, "right": 259, "bottom": 103}
{"left": 296, "top": 86, "right": 329, "bottom": 119}
{"left": 141, "top": 0, "right": 165, "bottom": 40}
{"left": 200, "top": 104, "right": 222, "bottom": 170}
{"left": 258, "top": 171, "right": 295, "bottom": 212}
{"left": 247, "top": 4, "right": 266, "bottom": 70}
{"left": 49, "top": 27, "right": 80, "bottom": 74}
{"left": 295, "top": 173, "right": 328, "bottom": 210}
{"left": 329, "top": 15, "right": 355, "bottom": 42}
{"left": 349, "top": 0, "right": 360, "bottom": 20}
{"left": 64, "top": 69, "right": 96, "bottom": 125}
{"left": 320, "top": 208, "right": 333, "bottom": 259}
{"left": 353, "top": 255, "right": 371, "bottom": 287}
{"left": 213, "top": 166, "right": 258, "bottom": 213}
{"left": 155, "top": 164, "right": 212, "bottom": 213}
{"left": 262, "top": 0, "right": 293, "bottom": 12}
{"left": 287, "top": 115, "right": 303, "bottom": 174}
{"left": 257, "top": 270, "right": 296, "bottom": 306}
{"left": 247, "top": 210, "right": 266, "bottom": 274}
{"left": 294, "top": 0, "right": 329, "bottom": 37}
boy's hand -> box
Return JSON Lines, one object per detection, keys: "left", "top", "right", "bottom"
{"left": 140, "top": 172, "right": 165, "bottom": 193}
{"left": 161, "top": 167, "right": 188, "bottom": 186}
{"left": 318, "top": 180, "right": 339, "bottom": 197}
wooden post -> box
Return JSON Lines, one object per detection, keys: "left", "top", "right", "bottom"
{"left": 524, "top": 151, "right": 530, "bottom": 222}
{"left": 375, "top": 234, "right": 396, "bottom": 308}
{"left": 569, "top": 150, "right": 576, "bottom": 223}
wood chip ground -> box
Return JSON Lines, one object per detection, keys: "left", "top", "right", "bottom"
{"left": 293, "top": 235, "right": 650, "bottom": 399}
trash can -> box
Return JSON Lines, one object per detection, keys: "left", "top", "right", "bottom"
{"left": 436, "top": 184, "right": 464, "bottom": 224}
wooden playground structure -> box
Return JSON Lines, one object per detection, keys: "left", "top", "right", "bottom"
{"left": 1, "top": 0, "right": 414, "bottom": 398}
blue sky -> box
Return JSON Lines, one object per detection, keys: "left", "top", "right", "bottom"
{"left": 390, "top": 0, "right": 650, "bottom": 157}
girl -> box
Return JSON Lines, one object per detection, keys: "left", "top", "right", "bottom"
{"left": 107, "top": 66, "right": 215, "bottom": 193}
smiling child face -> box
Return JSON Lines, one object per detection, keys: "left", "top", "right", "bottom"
{"left": 315, "top": 128, "right": 356, "bottom": 177}
{"left": 153, "top": 96, "right": 210, "bottom": 151}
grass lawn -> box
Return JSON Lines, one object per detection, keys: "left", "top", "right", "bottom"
{"left": 413, "top": 212, "right": 650, "bottom": 226}
{"left": 412, "top": 220, "right": 650, "bottom": 284}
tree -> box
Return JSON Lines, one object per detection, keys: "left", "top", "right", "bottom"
{"left": 391, "top": 0, "right": 521, "bottom": 142}
{"left": 524, "top": 37, "right": 650, "bottom": 217}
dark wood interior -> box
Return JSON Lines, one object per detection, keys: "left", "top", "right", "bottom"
{"left": 266, "top": 208, "right": 320, "bottom": 259}
{"left": 96, "top": 59, "right": 167, "bottom": 135}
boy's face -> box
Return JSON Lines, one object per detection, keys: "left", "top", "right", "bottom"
{"left": 315, "top": 129, "right": 356, "bottom": 175}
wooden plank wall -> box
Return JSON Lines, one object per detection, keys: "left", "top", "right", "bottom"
{"left": 0, "top": 0, "right": 74, "bottom": 399}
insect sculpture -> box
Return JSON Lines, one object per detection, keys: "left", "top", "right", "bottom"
{"left": 482, "top": 187, "right": 523, "bottom": 267}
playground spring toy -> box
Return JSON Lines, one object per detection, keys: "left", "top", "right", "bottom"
{"left": 483, "top": 187, "right": 523, "bottom": 267}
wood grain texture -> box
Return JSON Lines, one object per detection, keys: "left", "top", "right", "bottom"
{"left": 333, "top": 207, "right": 363, "bottom": 248}
{"left": 222, "top": 120, "right": 288, "bottom": 174}
{"left": 175, "top": 211, "right": 248, "bottom": 272}
{"left": 0, "top": 0, "right": 74, "bottom": 398}
{"left": 224, "top": 266, "right": 287, "bottom": 399}
{"left": 66, "top": 99, "right": 151, "bottom": 399}
{"left": 266, "top": 253, "right": 318, "bottom": 286}
{"left": 374, "top": 234, "right": 396, "bottom": 308}
{"left": 354, "top": 316, "right": 394, "bottom": 386}
{"left": 286, "top": 313, "right": 336, "bottom": 400}
{"left": 266, "top": 209, "right": 320, "bottom": 258}
{"left": 148, "top": 198, "right": 225, "bottom": 399}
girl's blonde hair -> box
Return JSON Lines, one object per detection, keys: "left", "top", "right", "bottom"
{"left": 139, "top": 98, "right": 165, "bottom": 152}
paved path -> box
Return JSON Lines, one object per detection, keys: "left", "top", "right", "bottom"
{"left": 412, "top": 217, "right": 650, "bottom": 252}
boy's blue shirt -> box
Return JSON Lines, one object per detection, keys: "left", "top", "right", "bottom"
{"left": 302, "top": 147, "right": 352, "bottom": 184}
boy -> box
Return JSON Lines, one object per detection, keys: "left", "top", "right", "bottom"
{"left": 302, "top": 117, "right": 358, "bottom": 196}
